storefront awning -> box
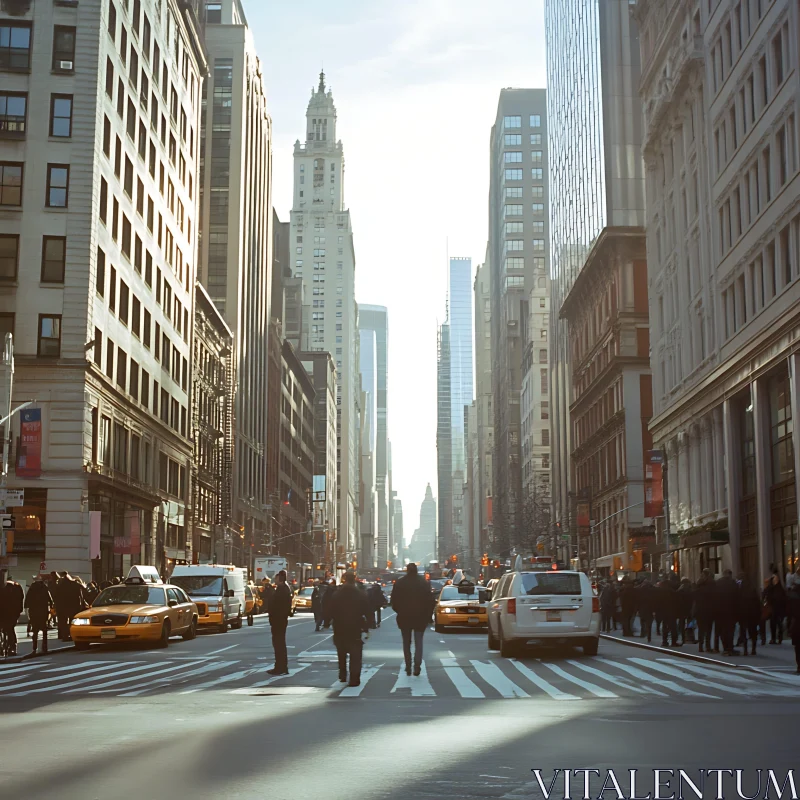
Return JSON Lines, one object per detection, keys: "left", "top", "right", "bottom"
{"left": 680, "top": 530, "right": 730, "bottom": 549}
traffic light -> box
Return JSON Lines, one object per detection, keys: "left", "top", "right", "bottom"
{"left": 386, "top": 560, "right": 392, "bottom": 568}
{"left": 481, "top": 553, "right": 489, "bottom": 566}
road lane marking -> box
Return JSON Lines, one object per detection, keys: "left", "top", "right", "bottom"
{"left": 567, "top": 659, "right": 667, "bottom": 696}
{"left": 8, "top": 661, "right": 161, "bottom": 696}
{"left": 538, "top": 661, "right": 618, "bottom": 698}
{"left": 76, "top": 661, "right": 197, "bottom": 693}
{"left": 391, "top": 661, "right": 436, "bottom": 696}
{"left": 180, "top": 663, "right": 273, "bottom": 693}
{"left": 0, "top": 662, "right": 127, "bottom": 692}
{"left": 657, "top": 658, "right": 793, "bottom": 690}
{"left": 119, "top": 660, "right": 241, "bottom": 696}
{"left": 509, "top": 660, "right": 578, "bottom": 700}
{"left": 597, "top": 658, "right": 720, "bottom": 698}
{"left": 206, "top": 644, "right": 239, "bottom": 655}
{"left": 446, "top": 651, "right": 455, "bottom": 658}
{"left": 337, "top": 665, "right": 382, "bottom": 697}
{"left": 629, "top": 658, "right": 753, "bottom": 696}
{"left": 471, "top": 660, "right": 529, "bottom": 698}
{"left": 441, "top": 658, "right": 484, "bottom": 698}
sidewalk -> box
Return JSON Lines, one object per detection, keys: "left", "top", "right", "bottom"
{"left": 1, "top": 623, "right": 74, "bottom": 663}
{"left": 601, "top": 625, "right": 798, "bottom": 673}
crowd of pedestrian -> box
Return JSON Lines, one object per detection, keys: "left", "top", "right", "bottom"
{"left": 597, "top": 563, "right": 800, "bottom": 672}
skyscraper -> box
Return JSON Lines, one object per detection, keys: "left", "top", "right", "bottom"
{"left": 488, "top": 90, "right": 549, "bottom": 555}
{"left": 359, "top": 327, "right": 377, "bottom": 568}
{"left": 290, "top": 72, "right": 359, "bottom": 559}
{"left": 436, "top": 321, "right": 452, "bottom": 560}
{"left": 199, "top": 0, "right": 274, "bottom": 560}
{"left": 546, "top": 0, "right": 648, "bottom": 571}
{"left": 358, "top": 305, "right": 389, "bottom": 567}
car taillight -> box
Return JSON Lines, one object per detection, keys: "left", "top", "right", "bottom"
{"left": 592, "top": 597, "right": 599, "bottom": 613}
{"left": 507, "top": 598, "right": 516, "bottom": 615}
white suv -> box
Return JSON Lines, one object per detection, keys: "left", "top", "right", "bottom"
{"left": 486, "top": 564, "right": 600, "bottom": 657}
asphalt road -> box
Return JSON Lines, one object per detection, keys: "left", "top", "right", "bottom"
{"left": 2, "top": 611, "right": 799, "bottom": 800}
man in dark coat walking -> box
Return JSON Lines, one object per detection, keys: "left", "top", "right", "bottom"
{"left": 321, "top": 580, "right": 337, "bottom": 629}
{"left": 694, "top": 569, "right": 716, "bottom": 652}
{"left": 368, "top": 581, "right": 386, "bottom": 629}
{"left": 311, "top": 583, "right": 323, "bottom": 631}
{"left": 25, "top": 575, "right": 53, "bottom": 655}
{"left": 738, "top": 573, "right": 761, "bottom": 656}
{"left": 329, "top": 572, "right": 370, "bottom": 686}
{"left": 657, "top": 576, "right": 678, "bottom": 647}
{"left": 267, "top": 570, "right": 293, "bottom": 676}
{"left": 391, "top": 563, "right": 434, "bottom": 676}
{"left": 636, "top": 579, "right": 656, "bottom": 643}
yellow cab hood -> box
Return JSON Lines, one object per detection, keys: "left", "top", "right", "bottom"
{"left": 76, "top": 603, "right": 165, "bottom": 618}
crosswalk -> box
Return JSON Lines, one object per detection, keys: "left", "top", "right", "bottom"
{"left": 1, "top": 653, "right": 798, "bottom": 701}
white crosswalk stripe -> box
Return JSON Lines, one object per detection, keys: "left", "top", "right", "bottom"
{"left": 3, "top": 652, "right": 799, "bottom": 701}
{"left": 471, "top": 660, "right": 529, "bottom": 698}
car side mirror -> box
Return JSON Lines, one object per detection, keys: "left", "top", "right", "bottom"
{"left": 168, "top": 599, "right": 178, "bottom": 607}
{"left": 225, "top": 589, "right": 234, "bottom": 598}
{"left": 485, "top": 590, "right": 493, "bottom": 602}
{"left": 478, "top": 589, "right": 488, "bottom": 604}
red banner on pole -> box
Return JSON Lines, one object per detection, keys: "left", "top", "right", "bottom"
{"left": 645, "top": 461, "right": 664, "bottom": 518}
{"left": 17, "top": 408, "right": 42, "bottom": 478}
{"left": 577, "top": 502, "right": 590, "bottom": 528}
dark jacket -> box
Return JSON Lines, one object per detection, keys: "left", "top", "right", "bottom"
{"left": 787, "top": 587, "right": 800, "bottom": 645}
{"left": 693, "top": 577, "right": 716, "bottom": 619}
{"left": 764, "top": 580, "right": 787, "bottom": 615}
{"left": 368, "top": 583, "right": 386, "bottom": 612}
{"left": 655, "top": 579, "right": 676, "bottom": 618}
{"left": 636, "top": 581, "right": 656, "bottom": 616}
{"left": 715, "top": 575, "right": 740, "bottom": 619}
{"left": 676, "top": 581, "right": 694, "bottom": 617}
{"left": 0, "top": 581, "right": 24, "bottom": 625}
{"left": 311, "top": 586, "right": 322, "bottom": 612}
{"left": 24, "top": 581, "right": 53, "bottom": 624}
{"left": 738, "top": 578, "right": 762, "bottom": 626}
{"left": 599, "top": 584, "right": 615, "bottom": 612}
{"left": 321, "top": 584, "right": 338, "bottom": 621}
{"left": 329, "top": 583, "right": 369, "bottom": 641}
{"left": 269, "top": 583, "right": 293, "bottom": 622}
{"left": 55, "top": 577, "right": 85, "bottom": 617}
{"left": 391, "top": 573, "right": 433, "bottom": 631}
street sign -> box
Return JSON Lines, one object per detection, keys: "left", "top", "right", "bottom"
{"left": 648, "top": 449, "right": 664, "bottom": 464}
{"left": 0, "top": 514, "right": 12, "bottom": 528}
{"left": 1, "top": 489, "right": 23, "bottom": 507}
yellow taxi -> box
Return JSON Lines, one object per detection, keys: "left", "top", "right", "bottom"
{"left": 244, "top": 584, "right": 260, "bottom": 625}
{"left": 70, "top": 576, "right": 198, "bottom": 650}
{"left": 434, "top": 580, "right": 488, "bottom": 633}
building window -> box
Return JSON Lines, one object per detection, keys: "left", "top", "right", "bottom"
{"left": 531, "top": 150, "right": 543, "bottom": 163}
{"left": 532, "top": 221, "right": 544, "bottom": 234}
{"left": 531, "top": 134, "right": 542, "bottom": 145}
{"left": 503, "top": 116, "right": 521, "bottom": 129}
{"left": 0, "top": 22, "right": 32, "bottom": 71}
{"left": 41, "top": 236, "right": 66, "bottom": 282}
{"left": 505, "top": 222, "right": 523, "bottom": 234}
{"left": 52, "top": 26, "right": 76, "bottom": 72}
{"left": 0, "top": 92, "right": 27, "bottom": 135}
{"left": 531, "top": 168, "right": 543, "bottom": 180}
{"left": 530, "top": 114, "right": 541, "bottom": 127}
{"left": 0, "top": 162, "right": 23, "bottom": 206}
{"left": 532, "top": 186, "right": 544, "bottom": 198}
{"left": 46, "top": 164, "right": 69, "bottom": 207}
{"left": 532, "top": 203, "right": 544, "bottom": 215}
{"left": 504, "top": 134, "right": 521, "bottom": 146}
{"left": 206, "top": 3, "right": 223, "bottom": 24}
{"left": 504, "top": 151, "right": 523, "bottom": 163}
{"left": 504, "top": 204, "right": 523, "bottom": 217}
{"left": 505, "top": 187, "right": 523, "bottom": 198}
{"left": 49, "top": 95, "right": 73, "bottom": 137}
{"left": 38, "top": 315, "right": 62, "bottom": 357}
{"left": 504, "top": 169, "right": 523, "bottom": 181}
{"left": 0, "top": 234, "right": 19, "bottom": 281}
{"left": 541, "top": 401, "right": 549, "bottom": 420}
{"left": 96, "top": 246, "right": 105, "bottom": 296}
{"left": 532, "top": 239, "right": 545, "bottom": 251}
{"left": 542, "top": 429, "right": 550, "bottom": 446}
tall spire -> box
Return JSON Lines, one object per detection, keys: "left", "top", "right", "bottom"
{"left": 319, "top": 70, "right": 326, "bottom": 93}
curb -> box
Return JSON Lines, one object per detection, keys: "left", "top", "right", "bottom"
{"left": 599, "top": 633, "right": 779, "bottom": 674}
{"left": 2, "top": 642, "right": 74, "bottom": 665}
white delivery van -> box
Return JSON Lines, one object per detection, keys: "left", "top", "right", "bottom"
{"left": 254, "top": 557, "right": 288, "bottom": 583}
{"left": 170, "top": 564, "right": 246, "bottom": 632}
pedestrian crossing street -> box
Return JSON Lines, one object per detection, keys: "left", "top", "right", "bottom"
{"left": 1, "top": 651, "right": 798, "bottom": 701}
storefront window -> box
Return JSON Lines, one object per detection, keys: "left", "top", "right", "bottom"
{"left": 769, "top": 373, "right": 794, "bottom": 483}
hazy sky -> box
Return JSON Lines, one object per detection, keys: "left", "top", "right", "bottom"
{"left": 244, "top": 0, "right": 547, "bottom": 542}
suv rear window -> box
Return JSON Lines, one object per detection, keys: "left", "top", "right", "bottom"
{"left": 521, "top": 573, "right": 582, "bottom": 596}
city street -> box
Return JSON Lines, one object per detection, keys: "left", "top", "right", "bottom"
{"left": 2, "top": 611, "right": 799, "bottom": 800}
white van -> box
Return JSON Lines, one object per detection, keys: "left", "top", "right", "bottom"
{"left": 486, "top": 557, "right": 600, "bottom": 657}
{"left": 170, "top": 564, "right": 246, "bottom": 632}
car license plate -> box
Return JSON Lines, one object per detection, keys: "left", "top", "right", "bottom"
{"left": 100, "top": 629, "right": 117, "bottom": 639}
{"left": 546, "top": 611, "right": 561, "bottom": 622}
{"left": 468, "top": 616, "right": 479, "bottom": 624}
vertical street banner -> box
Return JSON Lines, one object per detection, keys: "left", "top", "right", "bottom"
{"left": 576, "top": 502, "right": 590, "bottom": 528}
{"left": 645, "top": 451, "right": 664, "bottom": 518}
{"left": 17, "top": 407, "right": 42, "bottom": 478}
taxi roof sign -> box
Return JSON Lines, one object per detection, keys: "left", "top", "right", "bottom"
{"left": 127, "top": 565, "right": 162, "bottom": 584}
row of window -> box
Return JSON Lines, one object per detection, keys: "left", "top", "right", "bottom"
{"left": 718, "top": 112, "right": 796, "bottom": 256}
{"left": 0, "top": 21, "right": 75, "bottom": 73}
{"left": 503, "top": 151, "right": 544, "bottom": 164}
{"left": 503, "top": 168, "right": 545, "bottom": 182}
{"left": 0, "top": 161, "right": 70, "bottom": 208}
{"left": 504, "top": 186, "right": 545, "bottom": 199}
{"left": 504, "top": 221, "right": 546, "bottom": 234}
{"left": 0, "top": 234, "right": 66, "bottom": 283}
{"left": 0, "top": 91, "right": 73, "bottom": 138}
{"left": 504, "top": 239, "right": 546, "bottom": 251}
{"left": 713, "top": 18, "right": 792, "bottom": 178}
{"left": 722, "top": 211, "right": 800, "bottom": 341}
{"left": 503, "top": 115, "right": 542, "bottom": 129}
{"left": 0, "top": 312, "right": 64, "bottom": 358}
{"left": 504, "top": 134, "right": 543, "bottom": 146}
